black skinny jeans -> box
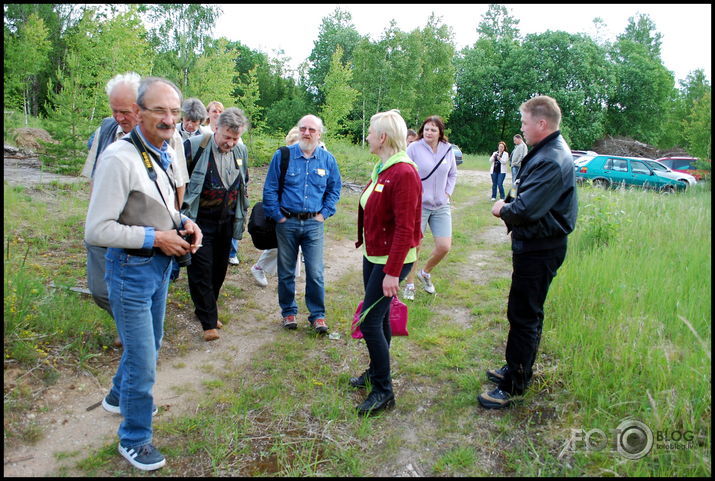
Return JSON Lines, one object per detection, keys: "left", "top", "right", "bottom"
{"left": 499, "top": 245, "right": 567, "bottom": 395}
{"left": 360, "top": 257, "right": 413, "bottom": 395}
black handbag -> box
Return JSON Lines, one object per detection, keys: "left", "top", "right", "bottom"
{"left": 247, "top": 146, "right": 289, "bottom": 250}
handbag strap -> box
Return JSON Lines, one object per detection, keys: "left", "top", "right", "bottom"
{"left": 421, "top": 144, "right": 452, "bottom": 181}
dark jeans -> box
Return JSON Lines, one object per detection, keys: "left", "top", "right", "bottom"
{"left": 491, "top": 172, "right": 506, "bottom": 199}
{"left": 499, "top": 245, "right": 567, "bottom": 395}
{"left": 360, "top": 258, "right": 413, "bottom": 395}
{"left": 187, "top": 219, "right": 233, "bottom": 330}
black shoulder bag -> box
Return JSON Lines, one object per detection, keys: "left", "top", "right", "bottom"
{"left": 247, "top": 146, "right": 290, "bottom": 250}
{"left": 421, "top": 144, "right": 452, "bottom": 181}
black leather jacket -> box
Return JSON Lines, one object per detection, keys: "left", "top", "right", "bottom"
{"left": 500, "top": 130, "right": 577, "bottom": 253}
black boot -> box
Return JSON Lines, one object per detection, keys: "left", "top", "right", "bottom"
{"left": 349, "top": 370, "right": 369, "bottom": 389}
{"left": 356, "top": 390, "right": 395, "bottom": 416}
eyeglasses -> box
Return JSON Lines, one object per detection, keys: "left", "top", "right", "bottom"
{"left": 141, "top": 106, "right": 182, "bottom": 119}
{"left": 299, "top": 126, "right": 318, "bottom": 134}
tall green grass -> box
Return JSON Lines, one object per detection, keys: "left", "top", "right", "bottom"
{"left": 545, "top": 185, "right": 711, "bottom": 475}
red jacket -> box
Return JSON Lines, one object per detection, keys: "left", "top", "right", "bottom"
{"left": 356, "top": 161, "right": 423, "bottom": 276}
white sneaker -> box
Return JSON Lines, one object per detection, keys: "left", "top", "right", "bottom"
{"left": 403, "top": 284, "right": 416, "bottom": 301}
{"left": 228, "top": 256, "right": 240, "bottom": 265}
{"left": 416, "top": 270, "right": 436, "bottom": 294}
{"left": 250, "top": 264, "right": 268, "bottom": 287}
{"left": 491, "top": 197, "right": 496, "bottom": 201}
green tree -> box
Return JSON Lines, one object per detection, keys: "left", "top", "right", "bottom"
{"left": 410, "top": 13, "right": 456, "bottom": 127}
{"left": 511, "top": 31, "right": 613, "bottom": 148}
{"left": 4, "top": 13, "right": 52, "bottom": 124}
{"left": 144, "top": 4, "right": 222, "bottom": 93}
{"left": 321, "top": 46, "right": 358, "bottom": 140}
{"left": 186, "top": 37, "right": 238, "bottom": 109}
{"left": 236, "top": 67, "right": 263, "bottom": 132}
{"left": 605, "top": 38, "right": 674, "bottom": 144}
{"left": 477, "top": 3, "right": 520, "bottom": 41}
{"left": 618, "top": 13, "right": 663, "bottom": 57}
{"left": 63, "top": 6, "right": 153, "bottom": 122}
{"left": 682, "top": 91, "right": 711, "bottom": 161}
{"left": 306, "top": 7, "right": 361, "bottom": 105}
{"left": 41, "top": 50, "right": 95, "bottom": 173}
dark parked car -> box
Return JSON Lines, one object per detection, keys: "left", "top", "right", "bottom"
{"left": 655, "top": 157, "right": 709, "bottom": 181}
{"left": 453, "top": 145, "right": 463, "bottom": 165}
{"left": 575, "top": 154, "right": 686, "bottom": 193}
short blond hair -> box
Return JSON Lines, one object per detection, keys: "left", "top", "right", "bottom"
{"left": 520, "top": 95, "right": 561, "bottom": 129}
{"left": 285, "top": 126, "right": 300, "bottom": 145}
{"left": 370, "top": 109, "right": 408, "bottom": 154}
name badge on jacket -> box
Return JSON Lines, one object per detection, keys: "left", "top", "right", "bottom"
{"left": 374, "top": 183, "right": 384, "bottom": 192}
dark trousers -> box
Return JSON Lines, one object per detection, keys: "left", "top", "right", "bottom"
{"left": 499, "top": 245, "right": 567, "bottom": 395}
{"left": 360, "top": 258, "right": 413, "bottom": 395}
{"left": 187, "top": 219, "right": 233, "bottom": 330}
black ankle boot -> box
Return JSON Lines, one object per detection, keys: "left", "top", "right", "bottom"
{"left": 356, "top": 390, "right": 395, "bottom": 416}
{"left": 349, "top": 370, "right": 369, "bottom": 389}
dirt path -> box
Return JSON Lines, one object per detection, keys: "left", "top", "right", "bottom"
{"left": 3, "top": 162, "right": 501, "bottom": 476}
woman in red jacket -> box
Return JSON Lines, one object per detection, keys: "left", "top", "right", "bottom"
{"left": 352, "top": 109, "right": 423, "bottom": 415}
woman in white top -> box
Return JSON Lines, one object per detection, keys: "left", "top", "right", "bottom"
{"left": 490, "top": 141, "right": 509, "bottom": 201}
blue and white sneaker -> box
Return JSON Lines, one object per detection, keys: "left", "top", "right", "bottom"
{"left": 102, "top": 392, "right": 158, "bottom": 416}
{"left": 118, "top": 442, "right": 166, "bottom": 471}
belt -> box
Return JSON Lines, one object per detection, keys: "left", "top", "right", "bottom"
{"left": 281, "top": 208, "right": 318, "bottom": 220}
{"left": 124, "top": 247, "right": 163, "bottom": 257}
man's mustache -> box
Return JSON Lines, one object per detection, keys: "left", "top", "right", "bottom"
{"left": 157, "top": 122, "right": 173, "bottom": 129}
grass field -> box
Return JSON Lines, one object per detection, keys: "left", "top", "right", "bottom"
{"left": 3, "top": 139, "right": 711, "bottom": 475}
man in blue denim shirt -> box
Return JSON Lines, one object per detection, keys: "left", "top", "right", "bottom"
{"left": 262, "top": 114, "right": 341, "bottom": 333}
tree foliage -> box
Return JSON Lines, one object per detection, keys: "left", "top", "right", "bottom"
{"left": 186, "top": 37, "right": 238, "bottom": 109}
{"left": 306, "top": 7, "right": 362, "bottom": 105}
{"left": 321, "top": 46, "right": 358, "bottom": 140}
{"left": 3, "top": 13, "right": 52, "bottom": 124}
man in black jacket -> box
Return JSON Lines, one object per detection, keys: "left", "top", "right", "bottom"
{"left": 479, "top": 95, "right": 577, "bottom": 409}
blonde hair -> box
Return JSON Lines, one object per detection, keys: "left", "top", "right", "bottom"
{"left": 520, "top": 95, "right": 561, "bottom": 129}
{"left": 285, "top": 126, "right": 300, "bottom": 145}
{"left": 370, "top": 109, "right": 407, "bottom": 154}
{"left": 204, "top": 101, "right": 225, "bottom": 125}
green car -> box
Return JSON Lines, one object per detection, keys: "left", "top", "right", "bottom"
{"left": 575, "top": 155, "right": 686, "bottom": 193}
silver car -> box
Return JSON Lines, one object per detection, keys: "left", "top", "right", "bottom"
{"left": 643, "top": 159, "right": 697, "bottom": 187}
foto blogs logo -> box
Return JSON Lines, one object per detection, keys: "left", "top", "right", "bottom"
{"left": 561, "top": 419, "right": 695, "bottom": 460}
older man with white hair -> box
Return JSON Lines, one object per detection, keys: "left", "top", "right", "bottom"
{"left": 262, "top": 114, "right": 341, "bottom": 333}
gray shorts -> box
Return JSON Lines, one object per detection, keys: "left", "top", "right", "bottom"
{"left": 421, "top": 204, "right": 452, "bottom": 238}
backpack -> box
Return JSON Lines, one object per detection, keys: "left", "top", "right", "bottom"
{"left": 248, "top": 146, "right": 290, "bottom": 250}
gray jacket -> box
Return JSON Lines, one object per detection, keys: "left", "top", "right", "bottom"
{"left": 181, "top": 133, "right": 250, "bottom": 240}
{"left": 511, "top": 142, "right": 528, "bottom": 167}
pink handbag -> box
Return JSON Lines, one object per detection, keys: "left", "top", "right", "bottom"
{"left": 352, "top": 296, "right": 409, "bottom": 339}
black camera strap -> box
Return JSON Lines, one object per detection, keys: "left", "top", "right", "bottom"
{"left": 125, "top": 130, "right": 183, "bottom": 232}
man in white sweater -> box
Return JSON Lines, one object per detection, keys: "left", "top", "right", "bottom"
{"left": 85, "top": 77, "right": 202, "bottom": 472}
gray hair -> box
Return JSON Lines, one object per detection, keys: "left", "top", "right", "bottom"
{"left": 181, "top": 98, "right": 208, "bottom": 122}
{"left": 218, "top": 107, "right": 249, "bottom": 132}
{"left": 105, "top": 72, "right": 141, "bottom": 98}
{"left": 298, "top": 114, "right": 325, "bottom": 134}
{"left": 136, "top": 77, "right": 183, "bottom": 109}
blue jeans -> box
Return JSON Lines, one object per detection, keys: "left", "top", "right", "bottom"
{"left": 511, "top": 166, "right": 519, "bottom": 181}
{"left": 276, "top": 217, "right": 324, "bottom": 321}
{"left": 229, "top": 238, "right": 238, "bottom": 258}
{"left": 491, "top": 172, "right": 506, "bottom": 199}
{"left": 105, "top": 248, "right": 172, "bottom": 449}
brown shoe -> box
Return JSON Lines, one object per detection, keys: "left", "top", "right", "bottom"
{"left": 112, "top": 336, "right": 123, "bottom": 348}
{"left": 216, "top": 320, "right": 223, "bottom": 329}
{"left": 203, "top": 329, "right": 220, "bottom": 342}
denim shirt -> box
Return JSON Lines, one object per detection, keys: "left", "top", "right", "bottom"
{"left": 262, "top": 143, "right": 342, "bottom": 222}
